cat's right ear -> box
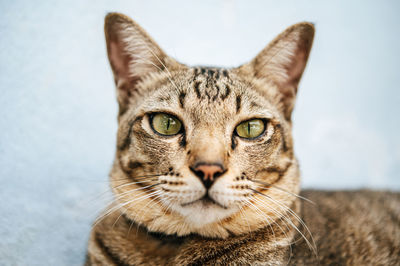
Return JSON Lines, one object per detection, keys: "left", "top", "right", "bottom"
{"left": 104, "top": 13, "right": 180, "bottom": 115}
{"left": 239, "top": 23, "right": 314, "bottom": 121}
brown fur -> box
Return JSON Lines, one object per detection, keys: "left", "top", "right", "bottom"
{"left": 86, "top": 13, "right": 400, "bottom": 265}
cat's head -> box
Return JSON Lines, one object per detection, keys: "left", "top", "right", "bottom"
{"left": 104, "top": 13, "right": 314, "bottom": 238}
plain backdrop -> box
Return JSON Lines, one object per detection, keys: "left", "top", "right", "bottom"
{"left": 1, "top": 0, "right": 399, "bottom": 265}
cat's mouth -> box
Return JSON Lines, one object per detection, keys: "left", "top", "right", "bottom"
{"left": 181, "top": 194, "right": 227, "bottom": 209}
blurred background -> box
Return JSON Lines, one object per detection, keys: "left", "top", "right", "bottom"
{"left": 1, "top": 0, "right": 399, "bottom": 265}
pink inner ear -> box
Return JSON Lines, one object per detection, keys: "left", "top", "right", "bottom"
{"left": 285, "top": 49, "right": 307, "bottom": 93}
{"left": 109, "top": 41, "right": 131, "bottom": 85}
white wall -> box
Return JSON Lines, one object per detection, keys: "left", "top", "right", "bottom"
{"left": 1, "top": 0, "right": 399, "bottom": 264}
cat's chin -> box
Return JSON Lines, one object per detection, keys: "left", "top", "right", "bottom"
{"left": 173, "top": 197, "right": 239, "bottom": 227}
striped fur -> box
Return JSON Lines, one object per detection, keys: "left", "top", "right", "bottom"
{"left": 87, "top": 191, "right": 400, "bottom": 265}
{"left": 86, "top": 13, "right": 400, "bottom": 265}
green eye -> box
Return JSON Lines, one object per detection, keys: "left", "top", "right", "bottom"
{"left": 236, "top": 119, "right": 265, "bottom": 139}
{"left": 151, "top": 113, "right": 182, "bottom": 136}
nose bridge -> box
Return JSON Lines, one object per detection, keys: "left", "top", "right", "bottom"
{"left": 189, "top": 129, "right": 226, "bottom": 166}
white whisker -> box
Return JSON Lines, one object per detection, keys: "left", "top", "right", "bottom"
{"left": 92, "top": 188, "right": 161, "bottom": 229}
{"left": 252, "top": 180, "right": 315, "bottom": 205}
{"left": 251, "top": 189, "right": 317, "bottom": 256}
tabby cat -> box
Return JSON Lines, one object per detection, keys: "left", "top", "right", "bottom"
{"left": 85, "top": 13, "right": 400, "bottom": 265}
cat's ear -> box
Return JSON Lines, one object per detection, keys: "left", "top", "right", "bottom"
{"left": 240, "top": 23, "right": 314, "bottom": 120}
{"left": 104, "top": 13, "right": 181, "bottom": 115}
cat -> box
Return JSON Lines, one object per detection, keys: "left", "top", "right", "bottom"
{"left": 85, "top": 13, "right": 400, "bottom": 265}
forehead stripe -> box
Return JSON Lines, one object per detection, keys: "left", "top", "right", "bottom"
{"left": 221, "top": 84, "right": 231, "bottom": 100}
{"left": 236, "top": 95, "right": 242, "bottom": 113}
{"left": 212, "top": 85, "right": 220, "bottom": 101}
{"left": 178, "top": 92, "right": 186, "bottom": 109}
{"left": 194, "top": 81, "right": 201, "bottom": 98}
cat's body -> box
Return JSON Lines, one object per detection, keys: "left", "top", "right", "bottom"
{"left": 292, "top": 190, "right": 400, "bottom": 265}
{"left": 87, "top": 190, "right": 400, "bottom": 265}
{"left": 86, "top": 13, "right": 400, "bottom": 265}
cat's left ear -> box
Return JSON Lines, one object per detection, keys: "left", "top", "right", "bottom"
{"left": 104, "top": 13, "right": 182, "bottom": 115}
{"left": 239, "top": 23, "right": 314, "bottom": 120}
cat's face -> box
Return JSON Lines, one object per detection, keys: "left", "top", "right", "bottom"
{"left": 105, "top": 13, "right": 314, "bottom": 238}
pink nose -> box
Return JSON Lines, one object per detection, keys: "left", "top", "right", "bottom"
{"left": 192, "top": 163, "right": 225, "bottom": 189}
{"left": 194, "top": 164, "right": 224, "bottom": 181}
